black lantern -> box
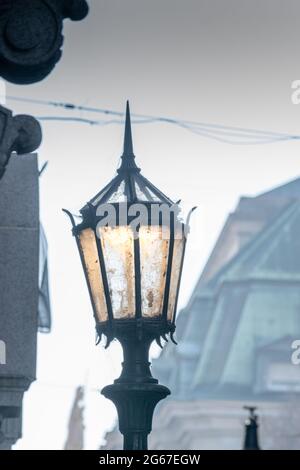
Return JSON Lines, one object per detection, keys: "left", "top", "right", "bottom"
{"left": 64, "top": 102, "right": 190, "bottom": 450}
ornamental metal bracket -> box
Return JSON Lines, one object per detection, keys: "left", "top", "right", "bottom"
{"left": 0, "top": 0, "right": 89, "bottom": 84}
{"left": 0, "top": 104, "right": 42, "bottom": 180}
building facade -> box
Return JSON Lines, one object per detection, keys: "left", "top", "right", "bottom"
{"left": 102, "top": 177, "right": 300, "bottom": 449}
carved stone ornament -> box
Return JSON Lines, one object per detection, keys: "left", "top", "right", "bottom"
{"left": 0, "top": 104, "right": 42, "bottom": 179}
{"left": 0, "top": 0, "right": 89, "bottom": 84}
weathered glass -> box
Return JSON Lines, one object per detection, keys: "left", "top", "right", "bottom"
{"left": 99, "top": 226, "right": 135, "bottom": 319}
{"left": 79, "top": 228, "right": 108, "bottom": 322}
{"left": 140, "top": 226, "right": 170, "bottom": 317}
{"left": 167, "top": 236, "right": 185, "bottom": 321}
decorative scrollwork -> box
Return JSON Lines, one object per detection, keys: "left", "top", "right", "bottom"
{"left": 0, "top": 104, "right": 42, "bottom": 179}
{"left": 0, "top": 0, "right": 89, "bottom": 84}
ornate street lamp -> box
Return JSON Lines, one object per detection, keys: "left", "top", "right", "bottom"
{"left": 64, "top": 102, "right": 191, "bottom": 450}
{"left": 243, "top": 406, "right": 261, "bottom": 450}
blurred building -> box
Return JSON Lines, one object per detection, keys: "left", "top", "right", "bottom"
{"left": 102, "top": 177, "right": 300, "bottom": 449}
{"left": 64, "top": 386, "right": 85, "bottom": 451}
{"left": 0, "top": 154, "right": 51, "bottom": 450}
{"left": 0, "top": 1, "right": 88, "bottom": 450}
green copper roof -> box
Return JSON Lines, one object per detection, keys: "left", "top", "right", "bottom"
{"left": 193, "top": 201, "right": 300, "bottom": 389}
{"left": 209, "top": 201, "right": 300, "bottom": 286}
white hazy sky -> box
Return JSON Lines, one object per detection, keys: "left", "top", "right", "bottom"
{"left": 7, "top": 0, "right": 300, "bottom": 449}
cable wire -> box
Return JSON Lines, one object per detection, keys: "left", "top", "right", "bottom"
{"left": 5, "top": 94, "right": 300, "bottom": 145}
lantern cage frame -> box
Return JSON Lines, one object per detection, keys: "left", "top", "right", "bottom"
{"left": 63, "top": 102, "right": 193, "bottom": 450}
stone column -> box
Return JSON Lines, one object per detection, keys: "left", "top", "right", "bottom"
{"left": 0, "top": 106, "right": 41, "bottom": 449}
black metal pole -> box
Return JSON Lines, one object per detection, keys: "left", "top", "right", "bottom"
{"left": 243, "top": 406, "right": 261, "bottom": 450}
{"left": 101, "top": 331, "right": 170, "bottom": 450}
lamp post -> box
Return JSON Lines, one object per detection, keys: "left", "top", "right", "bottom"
{"left": 243, "top": 406, "right": 260, "bottom": 450}
{"left": 64, "top": 102, "right": 190, "bottom": 450}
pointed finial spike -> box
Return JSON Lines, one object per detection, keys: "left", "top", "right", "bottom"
{"left": 123, "top": 100, "right": 134, "bottom": 156}
{"left": 118, "top": 101, "right": 140, "bottom": 173}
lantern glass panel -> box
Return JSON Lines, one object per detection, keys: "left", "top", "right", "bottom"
{"left": 99, "top": 226, "right": 135, "bottom": 319}
{"left": 79, "top": 228, "right": 108, "bottom": 322}
{"left": 135, "top": 181, "right": 161, "bottom": 202}
{"left": 139, "top": 225, "right": 170, "bottom": 318}
{"left": 167, "top": 235, "right": 185, "bottom": 321}
{"left": 134, "top": 182, "right": 148, "bottom": 201}
{"left": 107, "top": 181, "right": 127, "bottom": 203}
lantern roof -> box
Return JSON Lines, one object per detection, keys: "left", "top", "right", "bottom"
{"left": 82, "top": 101, "right": 174, "bottom": 212}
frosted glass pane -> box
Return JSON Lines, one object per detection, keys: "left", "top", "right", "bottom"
{"left": 167, "top": 237, "right": 185, "bottom": 321}
{"left": 108, "top": 181, "right": 127, "bottom": 202}
{"left": 79, "top": 228, "right": 108, "bottom": 322}
{"left": 145, "top": 187, "right": 162, "bottom": 202}
{"left": 135, "top": 181, "right": 161, "bottom": 202}
{"left": 135, "top": 181, "right": 148, "bottom": 201}
{"left": 99, "top": 226, "right": 135, "bottom": 319}
{"left": 140, "top": 226, "right": 170, "bottom": 317}
{"left": 92, "top": 188, "right": 108, "bottom": 206}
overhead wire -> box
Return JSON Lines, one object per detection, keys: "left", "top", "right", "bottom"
{"left": 5, "top": 94, "right": 300, "bottom": 145}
